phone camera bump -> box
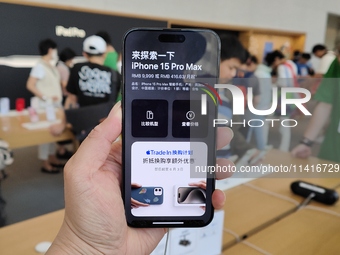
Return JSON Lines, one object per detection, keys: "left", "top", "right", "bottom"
{"left": 154, "top": 188, "right": 163, "bottom": 196}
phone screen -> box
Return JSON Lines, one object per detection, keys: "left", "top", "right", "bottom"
{"left": 123, "top": 28, "right": 220, "bottom": 227}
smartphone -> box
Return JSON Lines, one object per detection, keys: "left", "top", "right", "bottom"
{"left": 131, "top": 187, "right": 164, "bottom": 205}
{"left": 123, "top": 28, "right": 220, "bottom": 228}
{"left": 175, "top": 186, "right": 206, "bottom": 206}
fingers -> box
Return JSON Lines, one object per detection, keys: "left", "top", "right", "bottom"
{"left": 131, "top": 183, "right": 142, "bottom": 188}
{"left": 212, "top": 189, "right": 225, "bottom": 210}
{"left": 291, "top": 145, "right": 311, "bottom": 159}
{"left": 188, "top": 181, "right": 207, "bottom": 190}
{"left": 216, "top": 127, "right": 234, "bottom": 150}
{"left": 215, "top": 158, "right": 235, "bottom": 180}
{"left": 67, "top": 102, "right": 122, "bottom": 174}
{"left": 131, "top": 198, "right": 149, "bottom": 208}
{"left": 294, "top": 150, "right": 310, "bottom": 159}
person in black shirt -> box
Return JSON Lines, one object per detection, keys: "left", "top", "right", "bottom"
{"left": 50, "top": 35, "right": 120, "bottom": 138}
{"left": 65, "top": 35, "right": 120, "bottom": 108}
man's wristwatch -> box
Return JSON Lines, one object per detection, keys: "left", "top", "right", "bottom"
{"left": 300, "top": 137, "right": 314, "bottom": 147}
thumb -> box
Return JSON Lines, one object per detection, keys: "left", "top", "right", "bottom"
{"left": 68, "top": 102, "right": 122, "bottom": 174}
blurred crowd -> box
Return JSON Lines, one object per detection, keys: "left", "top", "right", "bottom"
{"left": 25, "top": 31, "right": 340, "bottom": 174}
{"left": 216, "top": 35, "right": 340, "bottom": 163}
{"left": 26, "top": 32, "right": 121, "bottom": 173}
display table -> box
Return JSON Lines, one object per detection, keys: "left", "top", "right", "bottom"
{"left": 223, "top": 150, "right": 340, "bottom": 255}
{"left": 308, "top": 186, "right": 340, "bottom": 214}
{"left": 223, "top": 207, "right": 340, "bottom": 254}
{"left": 222, "top": 242, "right": 263, "bottom": 255}
{"left": 248, "top": 177, "right": 340, "bottom": 204}
{"left": 0, "top": 109, "right": 74, "bottom": 149}
{"left": 0, "top": 150, "right": 338, "bottom": 254}
{"left": 0, "top": 210, "right": 64, "bottom": 255}
{"left": 222, "top": 184, "right": 297, "bottom": 249}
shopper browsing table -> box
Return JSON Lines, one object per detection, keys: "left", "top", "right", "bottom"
{"left": 292, "top": 45, "right": 340, "bottom": 163}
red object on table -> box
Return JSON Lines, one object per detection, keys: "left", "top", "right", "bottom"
{"left": 15, "top": 98, "right": 25, "bottom": 111}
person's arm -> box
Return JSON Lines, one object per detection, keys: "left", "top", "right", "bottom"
{"left": 276, "top": 65, "right": 288, "bottom": 87}
{"left": 64, "top": 94, "right": 78, "bottom": 109}
{"left": 304, "top": 102, "right": 332, "bottom": 140}
{"left": 253, "top": 95, "right": 260, "bottom": 107}
{"left": 230, "top": 127, "right": 254, "bottom": 156}
{"left": 315, "top": 55, "right": 335, "bottom": 77}
{"left": 56, "top": 64, "right": 69, "bottom": 95}
{"left": 61, "top": 80, "right": 67, "bottom": 90}
{"left": 313, "top": 73, "right": 324, "bottom": 78}
{"left": 229, "top": 113, "right": 260, "bottom": 158}
{"left": 60, "top": 77, "right": 69, "bottom": 96}
{"left": 291, "top": 102, "right": 332, "bottom": 158}
{"left": 26, "top": 76, "right": 45, "bottom": 100}
{"left": 50, "top": 109, "right": 68, "bottom": 136}
{"left": 64, "top": 67, "right": 78, "bottom": 109}
{"left": 250, "top": 76, "right": 261, "bottom": 106}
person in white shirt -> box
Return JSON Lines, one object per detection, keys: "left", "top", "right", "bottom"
{"left": 265, "top": 50, "right": 298, "bottom": 152}
{"left": 312, "top": 44, "right": 336, "bottom": 77}
{"left": 26, "top": 39, "right": 64, "bottom": 173}
{"left": 248, "top": 56, "right": 274, "bottom": 150}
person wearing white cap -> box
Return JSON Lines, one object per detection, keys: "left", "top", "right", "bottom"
{"left": 64, "top": 35, "right": 120, "bottom": 109}
{"left": 49, "top": 35, "right": 121, "bottom": 140}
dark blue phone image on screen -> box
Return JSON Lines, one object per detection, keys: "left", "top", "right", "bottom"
{"left": 131, "top": 187, "right": 164, "bottom": 205}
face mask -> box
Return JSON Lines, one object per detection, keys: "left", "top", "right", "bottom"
{"left": 50, "top": 49, "right": 59, "bottom": 66}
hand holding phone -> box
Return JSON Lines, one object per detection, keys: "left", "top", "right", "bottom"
{"left": 123, "top": 28, "right": 221, "bottom": 227}
{"left": 46, "top": 101, "right": 234, "bottom": 255}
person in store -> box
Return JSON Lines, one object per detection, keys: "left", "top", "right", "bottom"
{"left": 265, "top": 50, "right": 298, "bottom": 152}
{"left": 312, "top": 44, "right": 336, "bottom": 78}
{"left": 291, "top": 44, "right": 340, "bottom": 163}
{"left": 64, "top": 35, "right": 120, "bottom": 108}
{"left": 96, "top": 30, "right": 123, "bottom": 101}
{"left": 217, "top": 34, "right": 260, "bottom": 162}
{"left": 56, "top": 47, "right": 77, "bottom": 104}
{"left": 50, "top": 35, "right": 120, "bottom": 141}
{"left": 26, "top": 39, "right": 64, "bottom": 173}
{"left": 55, "top": 47, "right": 77, "bottom": 160}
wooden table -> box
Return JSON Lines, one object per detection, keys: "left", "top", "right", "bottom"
{"left": 248, "top": 177, "right": 340, "bottom": 204}
{"left": 247, "top": 149, "right": 340, "bottom": 203}
{"left": 222, "top": 184, "right": 298, "bottom": 249}
{"left": 262, "top": 149, "right": 339, "bottom": 178}
{"left": 0, "top": 109, "right": 74, "bottom": 149}
{"left": 0, "top": 149, "right": 338, "bottom": 254}
{"left": 0, "top": 210, "right": 64, "bottom": 255}
{"left": 223, "top": 207, "right": 340, "bottom": 255}
{"left": 222, "top": 242, "right": 263, "bottom": 255}
{"left": 221, "top": 149, "right": 340, "bottom": 250}
{"left": 308, "top": 186, "right": 340, "bottom": 214}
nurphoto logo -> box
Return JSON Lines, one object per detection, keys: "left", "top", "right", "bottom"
{"left": 200, "top": 84, "right": 312, "bottom": 128}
